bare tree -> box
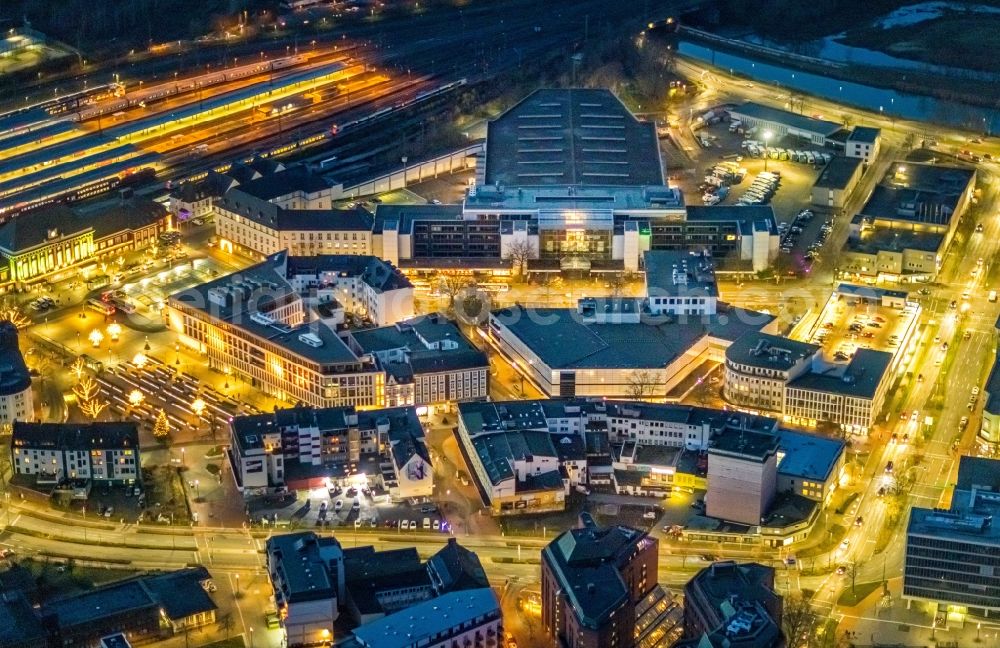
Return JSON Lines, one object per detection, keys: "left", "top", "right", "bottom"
{"left": 504, "top": 239, "right": 536, "bottom": 281}
{"left": 626, "top": 370, "right": 663, "bottom": 401}
{"left": 782, "top": 593, "right": 818, "bottom": 648}
{"left": 70, "top": 357, "right": 87, "bottom": 382}
{"left": 72, "top": 376, "right": 101, "bottom": 403}
{"left": 0, "top": 303, "right": 30, "bottom": 330}
{"left": 79, "top": 398, "right": 109, "bottom": 421}
{"left": 437, "top": 276, "right": 474, "bottom": 307}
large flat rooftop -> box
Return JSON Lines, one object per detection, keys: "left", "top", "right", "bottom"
{"left": 484, "top": 88, "right": 663, "bottom": 188}
{"left": 859, "top": 162, "right": 976, "bottom": 225}
{"left": 776, "top": 429, "right": 845, "bottom": 481}
{"left": 492, "top": 304, "right": 771, "bottom": 370}
{"left": 846, "top": 227, "right": 945, "bottom": 255}
{"left": 643, "top": 250, "right": 718, "bottom": 298}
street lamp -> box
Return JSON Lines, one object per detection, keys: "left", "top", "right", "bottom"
{"left": 762, "top": 130, "right": 773, "bottom": 172}
{"left": 401, "top": 156, "right": 408, "bottom": 188}
{"left": 143, "top": 336, "right": 151, "bottom": 352}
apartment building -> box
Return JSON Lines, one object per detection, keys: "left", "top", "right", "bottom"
{"left": 229, "top": 405, "right": 431, "bottom": 500}
{"left": 541, "top": 514, "right": 660, "bottom": 648}
{"left": 266, "top": 532, "right": 496, "bottom": 648}
{"left": 677, "top": 561, "right": 784, "bottom": 648}
{"left": 456, "top": 398, "right": 778, "bottom": 515}
{"left": 11, "top": 422, "right": 140, "bottom": 487}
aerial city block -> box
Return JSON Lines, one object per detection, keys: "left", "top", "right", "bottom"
{"left": 0, "top": 1, "right": 998, "bottom": 647}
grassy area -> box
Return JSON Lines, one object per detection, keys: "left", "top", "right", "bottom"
{"left": 142, "top": 464, "right": 191, "bottom": 524}
{"left": 840, "top": 12, "right": 1000, "bottom": 74}
{"left": 10, "top": 557, "right": 142, "bottom": 601}
{"left": 837, "top": 580, "right": 884, "bottom": 607}
{"left": 498, "top": 503, "right": 584, "bottom": 538}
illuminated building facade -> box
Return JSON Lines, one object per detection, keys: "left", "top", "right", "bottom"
{"left": 11, "top": 421, "right": 140, "bottom": 486}
{"left": 373, "top": 89, "right": 779, "bottom": 274}
{"left": 167, "top": 251, "right": 414, "bottom": 409}
{"left": 0, "top": 197, "right": 166, "bottom": 285}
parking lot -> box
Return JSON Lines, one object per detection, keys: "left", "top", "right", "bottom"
{"left": 807, "top": 293, "right": 917, "bottom": 363}
{"left": 251, "top": 484, "right": 457, "bottom": 537}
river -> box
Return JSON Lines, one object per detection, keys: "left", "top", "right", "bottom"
{"left": 678, "top": 40, "right": 998, "bottom": 133}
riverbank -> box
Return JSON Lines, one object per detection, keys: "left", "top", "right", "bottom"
{"left": 676, "top": 27, "right": 998, "bottom": 115}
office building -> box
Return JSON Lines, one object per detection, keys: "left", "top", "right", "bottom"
{"left": 846, "top": 126, "right": 882, "bottom": 165}
{"left": 0, "top": 321, "right": 33, "bottom": 428}
{"left": 167, "top": 251, "right": 413, "bottom": 409}
{"left": 775, "top": 429, "right": 846, "bottom": 504}
{"left": 230, "top": 405, "right": 431, "bottom": 500}
{"left": 727, "top": 102, "right": 844, "bottom": 146}
{"left": 643, "top": 250, "right": 718, "bottom": 316}
{"left": 706, "top": 429, "right": 780, "bottom": 526}
{"left": 843, "top": 162, "right": 976, "bottom": 281}
{"left": 266, "top": 532, "right": 495, "bottom": 648}
{"left": 371, "top": 89, "right": 780, "bottom": 274}
{"left": 0, "top": 196, "right": 167, "bottom": 286}
{"left": 677, "top": 561, "right": 784, "bottom": 648}
{"left": 541, "top": 514, "right": 659, "bottom": 648}
{"left": 11, "top": 421, "right": 140, "bottom": 487}
{"left": 347, "top": 314, "right": 489, "bottom": 409}
{"left": 724, "top": 332, "right": 892, "bottom": 434}
{"left": 214, "top": 181, "right": 374, "bottom": 259}
{"left": 904, "top": 456, "right": 1000, "bottom": 617}
{"left": 811, "top": 156, "right": 863, "bottom": 209}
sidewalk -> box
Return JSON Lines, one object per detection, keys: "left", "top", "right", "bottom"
{"left": 838, "top": 577, "right": 1000, "bottom": 647}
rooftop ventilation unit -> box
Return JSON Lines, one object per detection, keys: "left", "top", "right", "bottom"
{"left": 298, "top": 332, "right": 324, "bottom": 348}
{"left": 251, "top": 312, "right": 275, "bottom": 326}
